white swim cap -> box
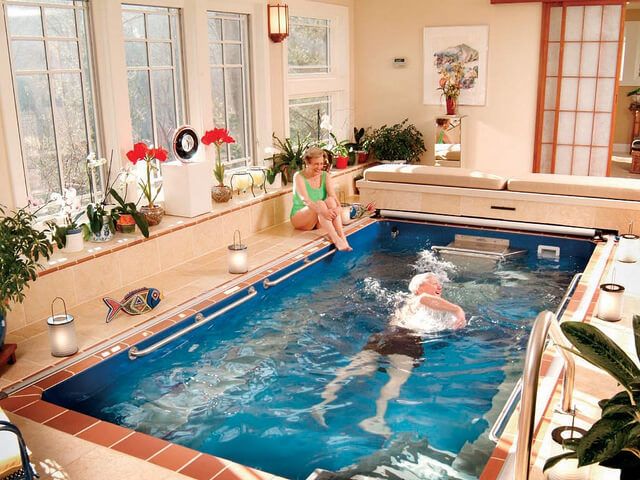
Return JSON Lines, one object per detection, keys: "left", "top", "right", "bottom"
{"left": 408, "top": 272, "right": 438, "bottom": 294}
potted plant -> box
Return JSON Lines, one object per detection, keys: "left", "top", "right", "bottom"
{"left": 329, "top": 133, "right": 350, "bottom": 170}
{"left": 368, "top": 119, "right": 426, "bottom": 163}
{"left": 109, "top": 188, "right": 149, "bottom": 237}
{"left": 0, "top": 204, "right": 54, "bottom": 348}
{"left": 47, "top": 187, "right": 84, "bottom": 253}
{"left": 82, "top": 202, "right": 114, "bottom": 242}
{"left": 126, "top": 142, "right": 168, "bottom": 225}
{"left": 437, "top": 61, "right": 464, "bottom": 115}
{"left": 271, "top": 133, "right": 313, "bottom": 185}
{"left": 346, "top": 127, "right": 371, "bottom": 165}
{"left": 202, "top": 128, "right": 235, "bottom": 203}
{"left": 543, "top": 318, "right": 640, "bottom": 480}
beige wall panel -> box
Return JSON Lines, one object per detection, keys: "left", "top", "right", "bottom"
{"left": 116, "top": 239, "right": 162, "bottom": 285}
{"left": 420, "top": 193, "right": 462, "bottom": 216}
{"left": 72, "top": 255, "right": 122, "bottom": 304}
{"left": 157, "top": 228, "right": 196, "bottom": 271}
{"left": 21, "top": 267, "right": 77, "bottom": 326}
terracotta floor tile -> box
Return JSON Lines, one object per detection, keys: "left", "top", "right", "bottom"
{"left": 10, "top": 385, "right": 43, "bottom": 396}
{"left": 14, "top": 399, "right": 66, "bottom": 423}
{"left": 77, "top": 420, "right": 134, "bottom": 447}
{"left": 43, "top": 409, "right": 99, "bottom": 435}
{"left": 122, "top": 330, "right": 153, "bottom": 347}
{"left": 0, "top": 393, "right": 40, "bottom": 412}
{"left": 33, "top": 369, "right": 74, "bottom": 390}
{"left": 478, "top": 456, "right": 505, "bottom": 480}
{"left": 65, "top": 355, "right": 103, "bottom": 374}
{"left": 147, "top": 319, "right": 176, "bottom": 334}
{"left": 179, "top": 454, "right": 226, "bottom": 480}
{"left": 149, "top": 443, "right": 200, "bottom": 471}
{"left": 112, "top": 431, "right": 170, "bottom": 460}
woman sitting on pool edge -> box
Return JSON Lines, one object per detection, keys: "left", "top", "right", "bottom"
{"left": 290, "top": 147, "right": 352, "bottom": 251}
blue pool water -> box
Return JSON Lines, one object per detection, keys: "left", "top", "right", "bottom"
{"left": 44, "top": 221, "right": 594, "bottom": 479}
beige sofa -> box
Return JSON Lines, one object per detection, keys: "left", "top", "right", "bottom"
{"left": 357, "top": 165, "right": 640, "bottom": 233}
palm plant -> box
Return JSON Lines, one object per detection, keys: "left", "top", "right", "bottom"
{"left": 544, "top": 317, "right": 640, "bottom": 479}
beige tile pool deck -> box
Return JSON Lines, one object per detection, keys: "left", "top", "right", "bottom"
{"left": 1, "top": 219, "right": 637, "bottom": 480}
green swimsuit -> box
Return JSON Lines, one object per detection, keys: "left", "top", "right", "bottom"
{"left": 290, "top": 172, "right": 327, "bottom": 218}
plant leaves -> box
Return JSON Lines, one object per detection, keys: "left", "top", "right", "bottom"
{"left": 575, "top": 417, "right": 631, "bottom": 466}
{"left": 543, "top": 451, "right": 577, "bottom": 471}
{"left": 634, "top": 314, "right": 640, "bottom": 365}
{"left": 131, "top": 211, "right": 149, "bottom": 238}
{"left": 561, "top": 321, "right": 640, "bottom": 390}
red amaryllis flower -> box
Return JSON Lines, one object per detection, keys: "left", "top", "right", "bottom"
{"left": 149, "top": 148, "right": 168, "bottom": 162}
{"left": 126, "top": 142, "right": 149, "bottom": 165}
{"left": 202, "top": 128, "right": 235, "bottom": 146}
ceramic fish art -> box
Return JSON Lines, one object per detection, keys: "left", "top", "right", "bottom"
{"left": 103, "top": 287, "right": 162, "bottom": 323}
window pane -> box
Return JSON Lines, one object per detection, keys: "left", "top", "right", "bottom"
{"left": 45, "top": 7, "right": 76, "bottom": 37}
{"left": 210, "top": 67, "right": 225, "bottom": 127}
{"left": 11, "top": 40, "right": 46, "bottom": 71}
{"left": 127, "top": 70, "right": 153, "bottom": 145}
{"left": 222, "top": 18, "right": 240, "bottom": 41}
{"left": 288, "top": 96, "right": 330, "bottom": 141}
{"left": 123, "top": 4, "right": 184, "bottom": 150}
{"left": 209, "top": 43, "right": 222, "bottom": 65}
{"left": 288, "top": 16, "right": 329, "bottom": 74}
{"left": 223, "top": 44, "right": 241, "bottom": 65}
{"left": 6, "top": 1, "right": 100, "bottom": 207}
{"left": 6, "top": 5, "right": 42, "bottom": 37}
{"left": 225, "top": 67, "right": 246, "bottom": 160}
{"left": 208, "top": 17, "right": 221, "bottom": 41}
{"left": 48, "top": 40, "right": 80, "bottom": 69}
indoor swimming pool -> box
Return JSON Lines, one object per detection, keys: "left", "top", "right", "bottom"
{"left": 43, "top": 221, "right": 595, "bottom": 480}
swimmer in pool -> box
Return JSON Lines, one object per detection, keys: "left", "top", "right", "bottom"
{"left": 311, "top": 273, "right": 466, "bottom": 437}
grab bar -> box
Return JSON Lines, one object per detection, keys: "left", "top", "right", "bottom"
{"left": 263, "top": 249, "right": 336, "bottom": 288}
{"left": 431, "top": 246, "right": 526, "bottom": 261}
{"left": 128, "top": 286, "right": 258, "bottom": 360}
{"left": 489, "top": 273, "right": 580, "bottom": 443}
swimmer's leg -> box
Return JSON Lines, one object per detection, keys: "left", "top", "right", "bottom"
{"left": 311, "top": 350, "right": 379, "bottom": 427}
{"left": 359, "top": 354, "right": 414, "bottom": 438}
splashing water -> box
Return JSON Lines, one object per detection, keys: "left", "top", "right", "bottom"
{"left": 413, "top": 249, "right": 456, "bottom": 283}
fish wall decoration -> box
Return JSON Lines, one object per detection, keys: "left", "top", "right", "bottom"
{"left": 103, "top": 287, "right": 162, "bottom": 323}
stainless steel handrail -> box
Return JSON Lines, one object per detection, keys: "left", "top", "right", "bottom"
{"left": 515, "top": 311, "right": 555, "bottom": 480}
{"left": 128, "top": 286, "right": 258, "bottom": 360}
{"left": 263, "top": 249, "right": 336, "bottom": 288}
{"left": 431, "top": 245, "right": 526, "bottom": 260}
{"left": 555, "top": 273, "right": 582, "bottom": 319}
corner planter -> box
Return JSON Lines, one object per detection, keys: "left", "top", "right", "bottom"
{"left": 140, "top": 204, "right": 164, "bottom": 226}
{"left": 212, "top": 185, "right": 232, "bottom": 203}
{"left": 63, "top": 228, "right": 84, "bottom": 253}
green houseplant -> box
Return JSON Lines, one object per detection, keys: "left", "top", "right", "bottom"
{"left": 368, "top": 119, "right": 426, "bottom": 163}
{"left": 109, "top": 188, "right": 149, "bottom": 237}
{"left": 544, "top": 318, "right": 640, "bottom": 480}
{"left": 271, "top": 133, "right": 314, "bottom": 185}
{"left": 0, "top": 204, "right": 54, "bottom": 348}
{"left": 346, "top": 127, "right": 371, "bottom": 165}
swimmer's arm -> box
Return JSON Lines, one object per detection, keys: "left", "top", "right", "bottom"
{"left": 420, "top": 295, "right": 466, "bottom": 328}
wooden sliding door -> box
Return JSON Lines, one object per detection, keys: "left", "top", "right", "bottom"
{"left": 534, "top": 1, "right": 625, "bottom": 176}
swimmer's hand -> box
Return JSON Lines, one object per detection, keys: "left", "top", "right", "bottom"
{"left": 454, "top": 307, "right": 466, "bottom": 329}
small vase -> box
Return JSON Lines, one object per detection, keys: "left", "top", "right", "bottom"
{"left": 116, "top": 214, "right": 136, "bottom": 234}
{"left": 446, "top": 96, "right": 457, "bottom": 115}
{"left": 141, "top": 204, "right": 164, "bottom": 226}
{"left": 64, "top": 228, "right": 84, "bottom": 253}
{"left": 211, "top": 185, "right": 232, "bottom": 203}
{"left": 90, "top": 216, "right": 114, "bottom": 243}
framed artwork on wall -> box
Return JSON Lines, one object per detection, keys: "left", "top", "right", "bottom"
{"left": 423, "top": 25, "right": 489, "bottom": 106}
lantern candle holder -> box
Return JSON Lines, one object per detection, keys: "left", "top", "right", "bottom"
{"left": 596, "top": 283, "right": 625, "bottom": 322}
{"left": 47, "top": 297, "right": 78, "bottom": 357}
{"left": 617, "top": 233, "right": 640, "bottom": 263}
{"left": 228, "top": 230, "right": 248, "bottom": 274}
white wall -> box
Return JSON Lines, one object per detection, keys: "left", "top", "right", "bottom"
{"left": 353, "top": 0, "right": 542, "bottom": 175}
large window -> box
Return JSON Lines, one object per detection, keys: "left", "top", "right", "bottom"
{"left": 208, "top": 11, "right": 252, "bottom": 170}
{"left": 288, "top": 16, "right": 329, "bottom": 75}
{"left": 288, "top": 95, "right": 330, "bottom": 141}
{"left": 4, "top": 0, "right": 100, "bottom": 204}
{"left": 122, "top": 4, "right": 184, "bottom": 151}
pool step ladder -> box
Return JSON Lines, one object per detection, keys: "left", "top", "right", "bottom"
{"left": 432, "top": 235, "right": 526, "bottom": 262}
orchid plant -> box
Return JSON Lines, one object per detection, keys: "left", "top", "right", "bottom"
{"left": 202, "top": 128, "right": 236, "bottom": 186}
{"left": 125, "top": 142, "right": 168, "bottom": 208}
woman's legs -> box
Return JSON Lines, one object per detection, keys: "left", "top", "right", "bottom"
{"left": 290, "top": 207, "right": 319, "bottom": 230}
{"left": 324, "top": 198, "right": 351, "bottom": 251}
{"left": 291, "top": 201, "right": 351, "bottom": 251}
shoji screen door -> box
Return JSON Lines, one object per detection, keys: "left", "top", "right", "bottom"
{"left": 534, "top": 1, "right": 625, "bottom": 176}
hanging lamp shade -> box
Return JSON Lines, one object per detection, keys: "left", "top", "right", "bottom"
{"left": 268, "top": 3, "right": 289, "bottom": 43}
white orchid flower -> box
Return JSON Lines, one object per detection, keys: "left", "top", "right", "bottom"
{"left": 320, "top": 114, "right": 333, "bottom": 132}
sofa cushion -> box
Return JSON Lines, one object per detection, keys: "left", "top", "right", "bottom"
{"left": 508, "top": 174, "right": 640, "bottom": 201}
{"left": 363, "top": 165, "right": 507, "bottom": 190}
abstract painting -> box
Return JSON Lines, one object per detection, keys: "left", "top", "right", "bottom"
{"left": 423, "top": 25, "right": 489, "bottom": 106}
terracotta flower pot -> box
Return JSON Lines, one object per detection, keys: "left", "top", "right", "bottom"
{"left": 141, "top": 204, "right": 164, "bottom": 226}
{"left": 335, "top": 156, "right": 349, "bottom": 169}
{"left": 211, "top": 185, "right": 232, "bottom": 203}
{"left": 356, "top": 151, "right": 369, "bottom": 164}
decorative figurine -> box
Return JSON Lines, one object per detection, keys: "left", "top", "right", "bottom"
{"left": 103, "top": 287, "right": 162, "bottom": 323}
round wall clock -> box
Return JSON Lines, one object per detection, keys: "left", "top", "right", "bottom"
{"left": 171, "top": 125, "right": 199, "bottom": 162}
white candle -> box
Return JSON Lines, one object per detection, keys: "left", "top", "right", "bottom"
{"left": 228, "top": 245, "right": 248, "bottom": 273}
{"left": 597, "top": 283, "right": 624, "bottom": 322}
{"left": 235, "top": 174, "right": 251, "bottom": 191}
{"left": 617, "top": 234, "right": 639, "bottom": 263}
{"left": 249, "top": 169, "right": 265, "bottom": 187}
{"left": 47, "top": 313, "right": 78, "bottom": 357}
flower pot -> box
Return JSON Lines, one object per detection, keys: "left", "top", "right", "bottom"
{"left": 141, "top": 204, "right": 164, "bottom": 226}
{"left": 211, "top": 185, "right": 232, "bottom": 203}
{"left": 64, "top": 228, "right": 84, "bottom": 253}
{"left": 90, "top": 216, "right": 114, "bottom": 243}
{"left": 116, "top": 214, "right": 136, "bottom": 234}
{"left": 446, "top": 96, "right": 457, "bottom": 115}
{"left": 335, "top": 156, "right": 349, "bottom": 169}
{"left": 356, "top": 151, "right": 369, "bottom": 164}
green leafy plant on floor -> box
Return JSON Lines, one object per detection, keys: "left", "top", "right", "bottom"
{"left": 368, "top": 119, "right": 426, "bottom": 163}
{"left": 543, "top": 317, "right": 640, "bottom": 480}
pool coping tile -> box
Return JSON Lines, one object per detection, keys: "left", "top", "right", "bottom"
{"left": 178, "top": 453, "right": 227, "bottom": 480}
{"left": 14, "top": 399, "right": 67, "bottom": 423}
{"left": 43, "top": 409, "right": 100, "bottom": 435}
{"left": 148, "top": 443, "right": 201, "bottom": 472}
{"left": 77, "top": 420, "right": 135, "bottom": 447}
{"left": 111, "top": 431, "right": 171, "bottom": 460}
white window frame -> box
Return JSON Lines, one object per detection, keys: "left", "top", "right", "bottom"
{"left": 284, "top": 1, "right": 350, "bottom": 142}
